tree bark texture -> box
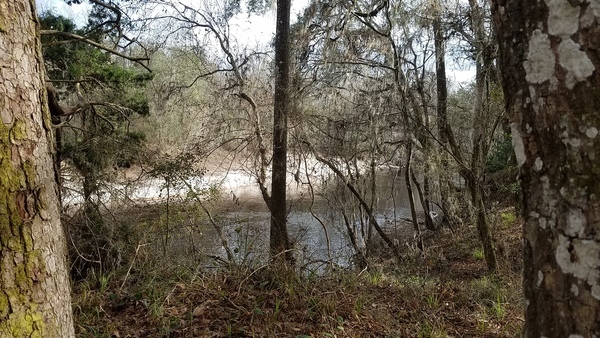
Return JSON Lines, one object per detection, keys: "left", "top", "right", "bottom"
{"left": 492, "top": 1, "right": 600, "bottom": 336}
{"left": 0, "top": 1, "right": 75, "bottom": 336}
{"left": 270, "top": 0, "right": 294, "bottom": 263}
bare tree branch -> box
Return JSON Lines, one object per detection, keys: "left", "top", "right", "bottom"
{"left": 41, "top": 30, "right": 151, "bottom": 72}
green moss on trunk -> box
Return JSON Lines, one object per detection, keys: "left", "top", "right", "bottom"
{"left": 0, "top": 115, "right": 46, "bottom": 338}
{"left": 3, "top": 309, "right": 45, "bottom": 338}
{"left": 0, "top": 17, "right": 5, "bottom": 33}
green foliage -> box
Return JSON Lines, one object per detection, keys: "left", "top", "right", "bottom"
{"left": 122, "top": 91, "right": 150, "bottom": 116}
{"left": 486, "top": 133, "right": 514, "bottom": 173}
{"left": 418, "top": 318, "right": 448, "bottom": 338}
{"left": 425, "top": 293, "right": 440, "bottom": 308}
{"left": 150, "top": 152, "right": 205, "bottom": 184}
{"left": 125, "top": 131, "right": 146, "bottom": 143}
{"left": 39, "top": 12, "right": 154, "bottom": 279}
{"left": 40, "top": 12, "right": 152, "bottom": 109}
{"left": 40, "top": 12, "right": 149, "bottom": 86}
{"left": 500, "top": 211, "right": 517, "bottom": 226}
{"left": 246, "top": 0, "right": 273, "bottom": 14}
{"left": 492, "top": 291, "right": 506, "bottom": 320}
{"left": 222, "top": 0, "right": 273, "bottom": 20}
{"left": 40, "top": 13, "right": 83, "bottom": 81}
{"left": 61, "top": 128, "right": 147, "bottom": 175}
{"left": 39, "top": 12, "right": 152, "bottom": 171}
{"left": 486, "top": 131, "right": 520, "bottom": 206}
{"left": 472, "top": 248, "right": 485, "bottom": 260}
{"left": 39, "top": 12, "right": 76, "bottom": 31}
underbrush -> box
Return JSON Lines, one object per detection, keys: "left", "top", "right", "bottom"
{"left": 71, "top": 205, "right": 523, "bottom": 337}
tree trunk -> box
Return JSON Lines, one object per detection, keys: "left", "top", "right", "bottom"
{"left": 411, "top": 171, "right": 437, "bottom": 231}
{"left": 0, "top": 1, "right": 75, "bottom": 336}
{"left": 405, "top": 143, "right": 423, "bottom": 250}
{"left": 433, "top": 7, "right": 457, "bottom": 230}
{"left": 270, "top": 0, "right": 294, "bottom": 263}
{"left": 469, "top": 171, "right": 497, "bottom": 271}
{"left": 492, "top": 1, "right": 600, "bottom": 335}
{"left": 469, "top": 0, "right": 497, "bottom": 272}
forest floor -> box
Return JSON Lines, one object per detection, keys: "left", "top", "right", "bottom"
{"left": 72, "top": 206, "right": 524, "bottom": 337}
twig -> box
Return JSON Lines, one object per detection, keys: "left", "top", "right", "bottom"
{"left": 119, "top": 242, "right": 150, "bottom": 291}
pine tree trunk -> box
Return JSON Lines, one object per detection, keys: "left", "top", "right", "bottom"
{"left": 492, "top": 1, "right": 600, "bottom": 335}
{"left": 0, "top": 0, "right": 75, "bottom": 336}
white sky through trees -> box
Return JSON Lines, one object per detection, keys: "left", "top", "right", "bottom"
{"left": 35, "top": 0, "right": 475, "bottom": 83}
{"left": 36, "top": 0, "right": 309, "bottom": 44}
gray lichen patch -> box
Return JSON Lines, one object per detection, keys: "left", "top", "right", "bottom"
{"left": 569, "top": 138, "right": 582, "bottom": 147}
{"left": 524, "top": 30, "right": 555, "bottom": 84}
{"left": 571, "top": 283, "right": 579, "bottom": 296}
{"left": 545, "top": 0, "right": 580, "bottom": 37}
{"left": 535, "top": 157, "right": 543, "bottom": 171}
{"left": 586, "top": 127, "right": 598, "bottom": 138}
{"left": 556, "top": 235, "right": 600, "bottom": 300}
{"left": 580, "top": 5, "right": 596, "bottom": 28}
{"left": 511, "top": 123, "right": 526, "bottom": 166}
{"left": 588, "top": 0, "right": 600, "bottom": 17}
{"left": 540, "top": 175, "right": 559, "bottom": 216}
{"left": 566, "top": 208, "right": 586, "bottom": 237}
{"left": 557, "top": 39, "right": 595, "bottom": 89}
{"left": 540, "top": 217, "right": 548, "bottom": 229}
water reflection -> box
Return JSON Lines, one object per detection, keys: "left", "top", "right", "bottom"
{"left": 190, "top": 169, "right": 423, "bottom": 269}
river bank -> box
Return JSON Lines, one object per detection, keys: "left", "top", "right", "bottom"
{"left": 72, "top": 205, "right": 524, "bottom": 337}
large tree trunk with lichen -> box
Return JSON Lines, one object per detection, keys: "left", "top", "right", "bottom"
{"left": 492, "top": 1, "right": 600, "bottom": 335}
{"left": 0, "top": 1, "right": 75, "bottom": 337}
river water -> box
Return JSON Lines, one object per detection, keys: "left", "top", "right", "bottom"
{"left": 166, "top": 168, "right": 423, "bottom": 270}
{"left": 63, "top": 164, "right": 424, "bottom": 270}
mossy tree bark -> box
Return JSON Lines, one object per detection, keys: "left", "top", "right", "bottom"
{"left": 493, "top": 0, "right": 600, "bottom": 335}
{"left": 0, "top": 0, "right": 75, "bottom": 336}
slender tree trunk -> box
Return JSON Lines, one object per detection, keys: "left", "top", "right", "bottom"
{"left": 412, "top": 171, "right": 437, "bottom": 231}
{"left": 468, "top": 170, "right": 497, "bottom": 271}
{"left": 414, "top": 38, "right": 436, "bottom": 233}
{"left": 0, "top": 1, "right": 75, "bottom": 336}
{"left": 405, "top": 143, "right": 423, "bottom": 250}
{"left": 469, "top": 0, "right": 497, "bottom": 272}
{"left": 433, "top": 7, "right": 447, "bottom": 154}
{"left": 270, "top": 0, "right": 294, "bottom": 263}
{"left": 492, "top": 1, "right": 600, "bottom": 335}
{"left": 418, "top": 105, "right": 435, "bottom": 232}
{"left": 433, "top": 7, "right": 455, "bottom": 230}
